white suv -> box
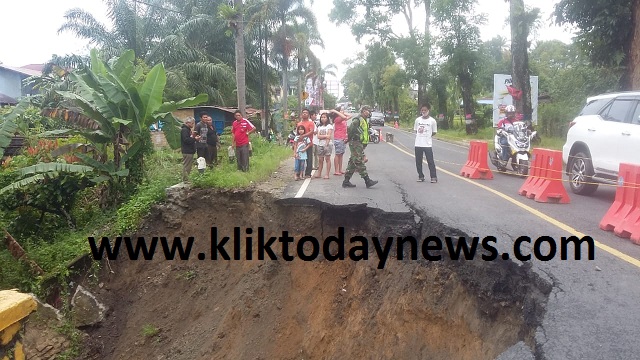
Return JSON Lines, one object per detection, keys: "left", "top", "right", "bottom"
{"left": 562, "top": 91, "right": 640, "bottom": 195}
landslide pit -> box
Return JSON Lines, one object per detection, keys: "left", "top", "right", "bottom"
{"left": 80, "top": 188, "right": 551, "bottom": 360}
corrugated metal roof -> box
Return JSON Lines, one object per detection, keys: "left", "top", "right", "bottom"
{"left": 179, "top": 105, "right": 262, "bottom": 115}
{"left": 20, "top": 64, "right": 45, "bottom": 72}
{"left": 0, "top": 64, "right": 42, "bottom": 77}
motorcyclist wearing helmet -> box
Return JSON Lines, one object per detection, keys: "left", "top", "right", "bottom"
{"left": 496, "top": 105, "right": 517, "bottom": 161}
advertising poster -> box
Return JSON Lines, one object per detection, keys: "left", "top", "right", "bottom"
{"left": 493, "top": 74, "right": 538, "bottom": 126}
{"left": 305, "top": 78, "right": 323, "bottom": 108}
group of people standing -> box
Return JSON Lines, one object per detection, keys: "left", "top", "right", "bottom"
{"left": 180, "top": 103, "right": 438, "bottom": 186}
{"left": 181, "top": 110, "right": 256, "bottom": 181}
{"left": 293, "top": 103, "right": 438, "bottom": 187}
{"left": 292, "top": 106, "right": 351, "bottom": 180}
{"left": 291, "top": 105, "right": 379, "bottom": 188}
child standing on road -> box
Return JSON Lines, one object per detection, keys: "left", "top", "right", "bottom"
{"left": 293, "top": 125, "right": 312, "bottom": 180}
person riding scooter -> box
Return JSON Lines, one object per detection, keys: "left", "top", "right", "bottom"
{"left": 496, "top": 105, "right": 517, "bottom": 161}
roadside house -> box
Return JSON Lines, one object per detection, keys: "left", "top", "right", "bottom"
{"left": 0, "top": 63, "right": 42, "bottom": 103}
{"left": 172, "top": 106, "right": 263, "bottom": 134}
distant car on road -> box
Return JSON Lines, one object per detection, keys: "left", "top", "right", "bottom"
{"left": 562, "top": 91, "right": 640, "bottom": 195}
{"left": 369, "top": 111, "right": 385, "bottom": 126}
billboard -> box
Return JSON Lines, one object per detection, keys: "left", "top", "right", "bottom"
{"left": 304, "top": 77, "right": 323, "bottom": 108}
{"left": 492, "top": 74, "right": 538, "bottom": 126}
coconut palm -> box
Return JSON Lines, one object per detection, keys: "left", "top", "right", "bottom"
{"left": 59, "top": 0, "right": 238, "bottom": 103}
{"left": 292, "top": 24, "right": 323, "bottom": 114}
{"left": 248, "top": 0, "right": 320, "bottom": 119}
{"left": 58, "top": 0, "right": 169, "bottom": 60}
{"left": 219, "top": 0, "right": 248, "bottom": 115}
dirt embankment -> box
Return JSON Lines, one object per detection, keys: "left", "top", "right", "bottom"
{"left": 77, "top": 186, "right": 551, "bottom": 360}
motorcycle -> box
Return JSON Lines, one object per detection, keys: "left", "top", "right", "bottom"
{"left": 369, "top": 127, "right": 380, "bottom": 144}
{"left": 287, "top": 130, "right": 296, "bottom": 148}
{"left": 489, "top": 121, "right": 537, "bottom": 176}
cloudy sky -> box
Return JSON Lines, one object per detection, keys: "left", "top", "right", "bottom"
{"left": 0, "top": 0, "right": 575, "bottom": 98}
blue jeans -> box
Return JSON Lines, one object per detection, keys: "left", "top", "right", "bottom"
{"left": 294, "top": 159, "right": 306, "bottom": 174}
{"left": 499, "top": 137, "right": 510, "bottom": 160}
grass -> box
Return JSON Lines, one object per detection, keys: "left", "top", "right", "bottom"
{"left": 116, "top": 149, "right": 181, "bottom": 233}
{"left": 191, "top": 134, "right": 292, "bottom": 188}
{"left": 0, "top": 131, "right": 292, "bottom": 355}
{"left": 0, "top": 135, "right": 292, "bottom": 292}
{"left": 141, "top": 324, "right": 160, "bottom": 337}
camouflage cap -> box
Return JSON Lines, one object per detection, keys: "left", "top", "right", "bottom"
{"left": 359, "top": 105, "right": 371, "bottom": 113}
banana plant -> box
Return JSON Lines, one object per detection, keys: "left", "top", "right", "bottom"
{"left": 0, "top": 100, "right": 29, "bottom": 157}
{"left": 3, "top": 49, "right": 208, "bottom": 207}
{"left": 45, "top": 48, "right": 208, "bottom": 176}
{"left": 0, "top": 163, "right": 94, "bottom": 195}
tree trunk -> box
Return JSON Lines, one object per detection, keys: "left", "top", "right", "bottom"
{"left": 419, "top": 0, "right": 432, "bottom": 108}
{"left": 281, "top": 16, "right": 289, "bottom": 122}
{"left": 264, "top": 25, "right": 270, "bottom": 130}
{"left": 4, "top": 230, "right": 44, "bottom": 276}
{"left": 298, "top": 56, "right": 303, "bottom": 117}
{"left": 459, "top": 71, "right": 474, "bottom": 120}
{"left": 624, "top": 0, "right": 640, "bottom": 90}
{"left": 510, "top": 0, "right": 532, "bottom": 120}
{"left": 234, "top": 0, "right": 246, "bottom": 116}
{"left": 114, "top": 124, "right": 123, "bottom": 171}
{"left": 393, "top": 96, "right": 399, "bottom": 125}
{"left": 259, "top": 24, "right": 266, "bottom": 133}
{"left": 431, "top": 75, "right": 448, "bottom": 129}
{"left": 417, "top": 75, "right": 428, "bottom": 108}
{"left": 282, "top": 60, "right": 289, "bottom": 121}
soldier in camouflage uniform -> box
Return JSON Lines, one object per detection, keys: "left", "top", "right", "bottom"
{"left": 343, "top": 106, "right": 379, "bottom": 188}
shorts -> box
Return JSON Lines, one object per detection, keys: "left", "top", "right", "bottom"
{"left": 333, "top": 139, "right": 346, "bottom": 155}
{"left": 317, "top": 143, "right": 333, "bottom": 156}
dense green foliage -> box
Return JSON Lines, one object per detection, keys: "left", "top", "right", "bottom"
{"left": 554, "top": 0, "right": 633, "bottom": 88}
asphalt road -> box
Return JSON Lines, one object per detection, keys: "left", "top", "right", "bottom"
{"left": 280, "top": 125, "right": 640, "bottom": 360}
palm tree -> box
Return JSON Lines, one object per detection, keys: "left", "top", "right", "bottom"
{"left": 219, "top": 0, "right": 247, "bottom": 115}
{"left": 292, "top": 25, "right": 323, "bottom": 114}
{"left": 312, "top": 63, "right": 337, "bottom": 109}
{"left": 59, "top": 0, "right": 238, "bottom": 103}
{"left": 248, "top": 0, "right": 320, "bottom": 120}
{"left": 58, "top": 0, "right": 169, "bottom": 60}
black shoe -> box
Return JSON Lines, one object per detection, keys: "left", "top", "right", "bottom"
{"left": 431, "top": 178, "right": 438, "bottom": 183}
{"left": 342, "top": 180, "right": 356, "bottom": 188}
{"left": 365, "top": 178, "right": 378, "bottom": 188}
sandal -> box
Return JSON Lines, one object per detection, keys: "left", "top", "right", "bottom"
{"left": 323, "top": 175, "right": 329, "bottom": 179}
{"left": 334, "top": 173, "right": 341, "bottom": 176}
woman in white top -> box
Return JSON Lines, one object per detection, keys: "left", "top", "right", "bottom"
{"left": 314, "top": 113, "right": 334, "bottom": 179}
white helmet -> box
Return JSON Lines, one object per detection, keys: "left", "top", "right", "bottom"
{"left": 505, "top": 105, "right": 516, "bottom": 113}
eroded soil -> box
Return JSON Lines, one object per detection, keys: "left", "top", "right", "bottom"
{"left": 71, "top": 159, "right": 551, "bottom": 360}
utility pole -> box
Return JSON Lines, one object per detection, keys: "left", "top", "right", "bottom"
{"left": 233, "top": 0, "right": 246, "bottom": 116}
{"left": 259, "top": 22, "right": 266, "bottom": 135}
{"left": 263, "top": 21, "right": 270, "bottom": 133}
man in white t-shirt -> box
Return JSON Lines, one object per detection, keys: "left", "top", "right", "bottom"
{"left": 414, "top": 104, "right": 438, "bottom": 183}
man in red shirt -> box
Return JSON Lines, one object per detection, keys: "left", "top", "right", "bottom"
{"left": 296, "top": 108, "right": 315, "bottom": 178}
{"left": 232, "top": 110, "right": 256, "bottom": 171}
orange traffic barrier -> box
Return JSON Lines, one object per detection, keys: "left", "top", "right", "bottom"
{"left": 599, "top": 163, "right": 640, "bottom": 244}
{"left": 460, "top": 141, "right": 493, "bottom": 179}
{"left": 518, "top": 148, "right": 570, "bottom": 203}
